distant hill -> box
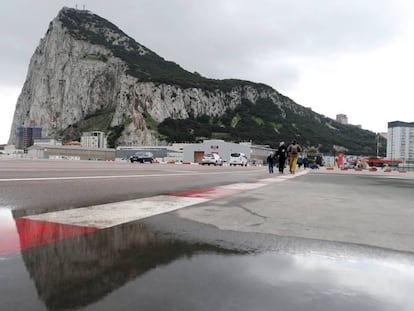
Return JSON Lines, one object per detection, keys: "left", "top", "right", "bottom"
{"left": 8, "top": 7, "right": 385, "bottom": 156}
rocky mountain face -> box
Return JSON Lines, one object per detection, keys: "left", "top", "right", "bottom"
{"left": 8, "top": 7, "right": 381, "bottom": 155}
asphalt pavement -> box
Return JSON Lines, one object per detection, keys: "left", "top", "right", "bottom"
{"left": 175, "top": 169, "right": 414, "bottom": 253}
{"left": 1, "top": 158, "right": 414, "bottom": 310}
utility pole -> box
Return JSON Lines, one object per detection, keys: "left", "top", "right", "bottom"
{"left": 376, "top": 133, "right": 380, "bottom": 158}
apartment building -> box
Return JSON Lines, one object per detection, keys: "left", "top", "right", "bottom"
{"left": 81, "top": 131, "right": 107, "bottom": 149}
{"left": 387, "top": 121, "right": 414, "bottom": 162}
{"left": 16, "top": 126, "right": 42, "bottom": 150}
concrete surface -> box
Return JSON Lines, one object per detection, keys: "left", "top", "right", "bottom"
{"left": 176, "top": 170, "right": 414, "bottom": 253}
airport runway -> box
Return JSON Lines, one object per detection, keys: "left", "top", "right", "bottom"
{"left": 1, "top": 157, "right": 414, "bottom": 310}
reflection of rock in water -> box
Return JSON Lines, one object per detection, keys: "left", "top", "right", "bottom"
{"left": 19, "top": 221, "right": 242, "bottom": 310}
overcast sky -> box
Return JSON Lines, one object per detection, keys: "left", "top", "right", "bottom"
{"left": 1, "top": 0, "right": 413, "bottom": 144}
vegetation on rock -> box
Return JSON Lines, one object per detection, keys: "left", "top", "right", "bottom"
{"left": 57, "top": 8, "right": 386, "bottom": 156}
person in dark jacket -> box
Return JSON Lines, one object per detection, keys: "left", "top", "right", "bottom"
{"left": 277, "top": 141, "right": 288, "bottom": 174}
{"left": 267, "top": 153, "right": 274, "bottom": 173}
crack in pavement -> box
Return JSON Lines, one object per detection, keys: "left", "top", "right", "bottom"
{"left": 237, "top": 205, "right": 268, "bottom": 221}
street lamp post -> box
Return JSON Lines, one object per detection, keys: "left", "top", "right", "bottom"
{"left": 376, "top": 133, "right": 380, "bottom": 158}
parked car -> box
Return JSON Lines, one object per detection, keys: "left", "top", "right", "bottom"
{"left": 130, "top": 152, "right": 154, "bottom": 163}
{"left": 201, "top": 153, "right": 224, "bottom": 166}
{"left": 229, "top": 152, "right": 248, "bottom": 166}
{"left": 341, "top": 162, "right": 355, "bottom": 169}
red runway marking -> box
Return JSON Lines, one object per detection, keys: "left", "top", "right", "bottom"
{"left": 0, "top": 218, "right": 98, "bottom": 256}
{"left": 1, "top": 172, "right": 308, "bottom": 255}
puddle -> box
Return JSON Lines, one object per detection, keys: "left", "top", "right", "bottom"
{"left": 1, "top": 208, "right": 99, "bottom": 256}
{"left": 109, "top": 252, "right": 413, "bottom": 311}
{"left": 1, "top": 218, "right": 413, "bottom": 311}
{"left": 0, "top": 207, "right": 21, "bottom": 255}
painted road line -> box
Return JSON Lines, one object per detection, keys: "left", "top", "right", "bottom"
{"left": 24, "top": 195, "right": 209, "bottom": 229}
{"left": 0, "top": 170, "right": 310, "bottom": 256}
{"left": 218, "top": 183, "right": 266, "bottom": 190}
{"left": 259, "top": 178, "right": 287, "bottom": 183}
{"left": 171, "top": 187, "right": 242, "bottom": 199}
{"left": 0, "top": 173, "right": 195, "bottom": 182}
{"left": 257, "top": 170, "right": 309, "bottom": 183}
{"left": 23, "top": 171, "right": 308, "bottom": 229}
{"left": 0, "top": 170, "right": 261, "bottom": 182}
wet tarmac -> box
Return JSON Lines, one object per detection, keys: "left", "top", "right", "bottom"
{"left": 1, "top": 207, "right": 414, "bottom": 311}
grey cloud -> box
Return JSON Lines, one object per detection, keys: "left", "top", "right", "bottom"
{"left": 111, "top": 0, "right": 404, "bottom": 88}
{"left": 0, "top": 0, "right": 406, "bottom": 90}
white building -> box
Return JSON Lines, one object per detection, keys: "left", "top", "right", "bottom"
{"left": 183, "top": 139, "right": 275, "bottom": 164}
{"left": 336, "top": 114, "right": 348, "bottom": 125}
{"left": 27, "top": 144, "right": 115, "bottom": 161}
{"left": 33, "top": 138, "right": 62, "bottom": 146}
{"left": 115, "top": 144, "right": 183, "bottom": 162}
{"left": 387, "top": 121, "right": 414, "bottom": 162}
{"left": 81, "top": 131, "right": 107, "bottom": 149}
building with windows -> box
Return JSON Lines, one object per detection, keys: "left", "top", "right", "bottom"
{"left": 16, "top": 126, "right": 42, "bottom": 151}
{"left": 81, "top": 131, "right": 107, "bottom": 149}
{"left": 387, "top": 121, "right": 414, "bottom": 162}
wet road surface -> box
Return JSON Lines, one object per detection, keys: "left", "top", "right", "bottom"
{"left": 1, "top": 158, "right": 414, "bottom": 310}
{"left": 0, "top": 158, "right": 270, "bottom": 216}
{"left": 1, "top": 214, "right": 414, "bottom": 311}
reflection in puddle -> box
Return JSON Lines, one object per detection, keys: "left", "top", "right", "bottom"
{"left": 288, "top": 252, "right": 414, "bottom": 308}
{"left": 99, "top": 251, "right": 413, "bottom": 311}
{"left": 18, "top": 222, "right": 243, "bottom": 310}
{"left": 3, "top": 218, "right": 414, "bottom": 311}
{"left": 0, "top": 207, "right": 21, "bottom": 255}
{"left": 1, "top": 207, "right": 98, "bottom": 256}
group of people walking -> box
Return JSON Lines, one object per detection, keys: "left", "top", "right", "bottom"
{"left": 267, "top": 140, "right": 302, "bottom": 174}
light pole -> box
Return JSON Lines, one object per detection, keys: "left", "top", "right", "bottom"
{"left": 376, "top": 133, "right": 380, "bottom": 158}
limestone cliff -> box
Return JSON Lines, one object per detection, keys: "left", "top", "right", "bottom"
{"left": 8, "top": 7, "right": 305, "bottom": 147}
{"left": 8, "top": 8, "right": 379, "bottom": 155}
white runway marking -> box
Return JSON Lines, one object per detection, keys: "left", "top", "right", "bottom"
{"left": 24, "top": 195, "right": 209, "bottom": 229}
{"left": 218, "top": 183, "right": 266, "bottom": 190}
{"left": 0, "top": 172, "right": 218, "bottom": 182}
{"left": 22, "top": 170, "right": 310, "bottom": 229}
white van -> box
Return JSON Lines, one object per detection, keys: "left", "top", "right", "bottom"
{"left": 229, "top": 152, "right": 248, "bottom": 166}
